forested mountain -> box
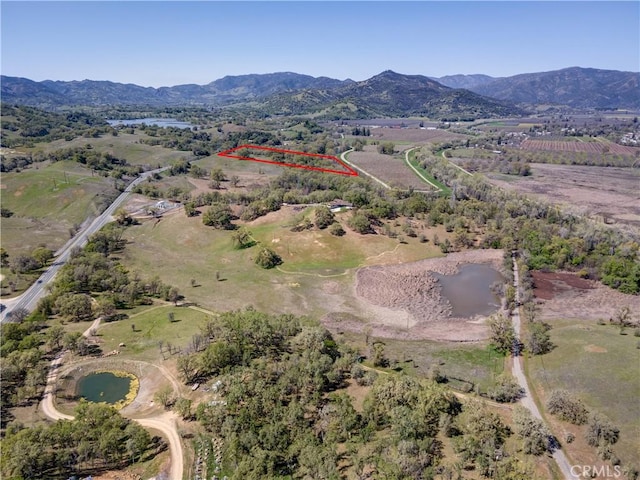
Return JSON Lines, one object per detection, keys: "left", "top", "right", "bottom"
{"left": 469, "top": 67, "right": 640, "bottom": 109}
{"left": 2, "top": 67, "right": 638, "bottom": 114}
{"left": 260, "top": 70, "right": 524, "bottom": 119}
{"left": 0, "top": 73, "right": 352, "bottom": 108}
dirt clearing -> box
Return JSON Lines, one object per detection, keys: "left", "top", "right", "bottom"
{"left": 532, "top": 271, "right": 640, "bottom": 321}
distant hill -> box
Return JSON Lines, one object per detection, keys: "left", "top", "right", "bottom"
{"left": 469, "top": 67, "right": 640, "bottom": 109}
{"left": 431, "top": 74, "right": 497, "bottom": 90}
{"left": 2, "top": 67, "right": 637, "bottom": 114}
{"left": 260, "top": 70, "right": 524, "bottom": 119}
{"left": 0, "top": 72, "right": 353, "bottom": 108}
{"left": 0, "top": 71, "right": 524, "bottom": 119}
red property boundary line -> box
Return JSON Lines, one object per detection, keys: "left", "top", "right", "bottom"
{"left": 217, "top": 144, "right": 358, "bottom": 177}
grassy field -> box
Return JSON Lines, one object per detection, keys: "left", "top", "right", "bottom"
{"left": 345, "top": 146, "right": 440, "bottom": 191}
{"left": 29, "top": 131, "right": 189, "bottom": 167}
{"left": 526, "top": 319, "right": 640, "bottom": 469}
{"left": 98, "top": 304, "right": 212, "bottom": 360}
{"left": 119, "top": 206, "right": 448, "bottom": 317}
{"left": 364, "top": 335, "right": 505, "bottom": 394}
{"left": 0, "top": 160, "right": 116, "bottom": 256}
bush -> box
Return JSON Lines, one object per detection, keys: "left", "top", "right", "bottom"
{"left": 526, "top": 322, "right": 553, "bottom": 355}
{"left": 377, "top": 142, "right": 395, "bottom": 155}
{"left": 586, "top": 413, "right": 619, "bottom": 447}
{"left": 254, "top": 247, "right": 282, "bottom": 269}
{"left": 488, "top": 374, "right": 524, "bottom": 403}
{"left": 348, "top": 212, "right": 374, "bottom": 234}
{"left": 512, "top": 405, "right": 550, "bottom": 455}
{"left": 329, "top": 222, "right": 345, "bottom": 236}
{"left": 546, "top": 389, "right": 588, "bottom": 425}
{"left": 314, "top": 206, "right": 335, "bottom": 229}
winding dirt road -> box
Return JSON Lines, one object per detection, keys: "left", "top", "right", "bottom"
{"left": 39, "top": 316, "right": 185, "bottom": 480}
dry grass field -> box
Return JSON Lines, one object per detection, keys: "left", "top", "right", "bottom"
{"left": 486, "top": 163, "right": 640, "bottom": 228}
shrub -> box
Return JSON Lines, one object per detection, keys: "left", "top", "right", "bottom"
{"left": 546, "top": 390, "right": 588, "bottom": 425}
{"left": 314, "top": 206, "right": 335, "bottom": 229}
{"left": 348, "top": 212, "right": 374, "bottom": 234}
{"left": 586, "top": 413, "right": 619, "bottom": 447}
{"left": 526, "top": 322, "right": 553, "bottom": 355}
{"left": 329, "top": 222, "right": 345, "bottom": 236}
{"left": 488, "top": 374, "right": 524, "bottom": 403}
{"left": 512, "top": 405, "right": 551, "bottom": 455}
{"left": 254, "top": 247, "right": 282, "bottom": 269}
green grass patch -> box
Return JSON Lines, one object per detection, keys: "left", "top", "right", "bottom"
{"left": 0, "top": 161, "right": 116, "bottom": 256}
{"left": 407, "top": 149, "right": 451, "bottom": 195}
{"left": 119, "top": 209, "right": 444, "bottom": 317}
{"left": 99, "top": 304, "right": 212, "bottom": 359}
{"left": 527, "top": 320, "right": 640, "bottom": 467}
{"left": 1, "top": 161, "right": 112, "bottom": 220}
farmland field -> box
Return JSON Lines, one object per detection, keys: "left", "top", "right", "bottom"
{"left": 345, "top": 145, "right": 439, "bottom": 191}
{"left": 486, "top": 163, "right": 640, "bottom": 228}
{"left": 521, "top": 138, "right": 639, "bottom": 156}
{"left": 364, "top": 126, "right": 467, "bottom": 143}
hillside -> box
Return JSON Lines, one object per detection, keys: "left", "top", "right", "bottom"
{"left": 256, "top": 70, "right": 525, "bottom": 120}
{"left": 0, "top": 72, "right": 352, "bottom": 108}
{"left": 470, "top": 67, "right": 640, "bottom": 109}
{"left": 2, "top": 66, "right": 638, "bottom": 115}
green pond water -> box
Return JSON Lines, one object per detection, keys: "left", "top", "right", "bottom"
{"left": 433, "top": 263, "right": 503, "bottom": 317}
{"left": 77, "top": 372, "right": 131, "bottom": 404}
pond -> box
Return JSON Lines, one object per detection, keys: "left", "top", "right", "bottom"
{"left": 77, "top": 372, "right": 132, "bottom": 404}
{"left": 433, "top": 263, "right": 503, "bottom": 317}
{"left": 107, "top": 118, "right": 195, "bottom": 129}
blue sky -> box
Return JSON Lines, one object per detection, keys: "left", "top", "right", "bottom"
{"left": 2, "top": 1, "right": 638, "bottom": 87}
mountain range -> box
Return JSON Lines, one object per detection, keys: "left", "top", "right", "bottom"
{"left": 1, "top": 67, "right": 638, "bottom": 118}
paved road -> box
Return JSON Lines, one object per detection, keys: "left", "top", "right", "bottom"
{"left": 1, "top": 168, "right": 168, "bottom": 323}
{"left": 511, "top": 254, "right": 578, "bottom": 479}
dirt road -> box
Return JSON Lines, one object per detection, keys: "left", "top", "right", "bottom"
{"left": 511, "top": 254, "right": 578, "bottom": 480}
{"left": 39, "top": 316, "right": 185, "bottom": 480}
{"left": 136, "top": 412, "right": 184, "bottom": 480}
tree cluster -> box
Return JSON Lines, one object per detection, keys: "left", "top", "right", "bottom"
{"left": 1, "top": 402, "right": 154, "bottom": 479}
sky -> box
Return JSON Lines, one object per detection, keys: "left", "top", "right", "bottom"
{"left": 1, "top": 1, "right": 639, "bottom": 87}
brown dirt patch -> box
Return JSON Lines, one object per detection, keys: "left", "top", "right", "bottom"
{"left": 584, "top": 344, "right": 607, "bottom": 353}
{"left": 531, "top": 271, "right": 595, "bottom": 300}
{"left": 535, "top": 274, "right": 640, "bottom": 322}
{"left": 323, "top": 249, "right": 505, "bottom": 342}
